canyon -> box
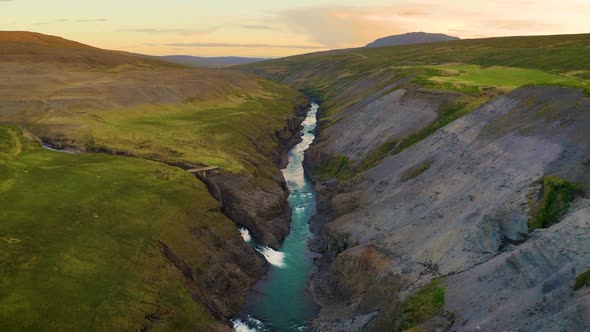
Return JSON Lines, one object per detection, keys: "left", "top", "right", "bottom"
{"left": 2, "top": 31, "right": 590, "bottom": 332}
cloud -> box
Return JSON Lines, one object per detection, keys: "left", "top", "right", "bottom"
{"left": 120, "top": 26, "right": 220, "bottom": 36}
{"left": 33, "top": 18, "right": 107, "bottom": 25}
{"left": 74, "top": 18, "right": 107, "bottom": 23}
{"left": 273, "top": 2, "right": 589, "bottom": 48}
{"left": 481, "top": 19, "right": 566, "bottom": 31}
{"left": 276, "top": 6, "right": 405, "bottom": 48}
{"left": 241, "top": 25, "right": 277, "bottom": 31}
{"left": 152, "top": 42, "right": 326, "bottom": 50}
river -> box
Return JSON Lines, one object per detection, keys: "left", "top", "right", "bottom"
{"left": 233, "top": 102, "right": 320, "bottom": 331}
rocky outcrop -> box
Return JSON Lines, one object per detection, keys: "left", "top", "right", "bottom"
{"left": 314, "top": 87, "right": 458, "bottom": 165}
{"left": 198, "top": 100, "right": 310, "bottom": 249}
{"left": 199, "top": 172, "right": 291, "bottom": 249}
{"left": 306, "top": 87, "right": 590, "bottom": 330}
{"left": 157, "top": 226, "right": 269, "bottom": 322}
{"left": 444, "top": 200, "right": 590, "bottom": 331}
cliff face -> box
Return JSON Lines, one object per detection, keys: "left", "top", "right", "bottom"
{"left": 240, "top": 32, "right": 590, "bottom": 328}
{"left": 306, "top": 86, "right": 590, "bottom": 331}
{"left": 157, "top": 222, "right": 269, "bottom": 325}
{"left": 199, "top": 101, "right": 310, "bottom": 249}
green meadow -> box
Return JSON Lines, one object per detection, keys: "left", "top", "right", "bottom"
{"left": 33, "top": 79, "right": 302, "bottom": 177}
{"left": 425, "top": 64, "right": 589, "bottom": 92}
{"left": 0, "top": 126, "right": 240, "bottom": 331}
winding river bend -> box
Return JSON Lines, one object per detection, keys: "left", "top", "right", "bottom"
{"left": 233, "top": 103, "right": 320, "bottom": 331}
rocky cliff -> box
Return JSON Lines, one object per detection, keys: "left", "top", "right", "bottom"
{"left": 307, "top": 86, "right": 590, "bottom": 331}
{"left": 240, "top": 33, "right": 590, "bottom": 331}
{"left": 198, "top": 101, "right": 310, "bottom": 249}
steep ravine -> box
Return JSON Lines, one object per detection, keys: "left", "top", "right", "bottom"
{"left": 33, "top": 97, "right": 314, "bottom": 330}
{"left": 183, "top": 99, "right": 312, "bottom": 327}
{"left": 302, "top": 86, "right": 590, "bottom": 331}
{"left": 233, "top": 102, "right": 321, "bottom": 331}
{"left": 195, "top": 101, "right": 311, "bottom": 250}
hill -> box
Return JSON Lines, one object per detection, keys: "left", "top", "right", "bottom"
{"left": 364, "top": 31, "right": 459, "bottom": 48}
{"left": 243, "top": 33, "right": 590, "bottom": 119}
{"left": 0, "top": 32, "right": 308, "bottom": 330}
{"left": 158, "top": 55, "right": 268, "bottom": 68}
{"left": 240, "top": 33, "right": 590, "bottom": 331}
{"left": 0, "top": 31, "right": 178, "bottom": 69}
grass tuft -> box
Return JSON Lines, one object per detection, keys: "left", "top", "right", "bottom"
{"left": 401, "top": 160, "right": 432, "bottom": 182}
{"left": 574, "top": 269, "right": 590, "bottom": 290}
{"left": 379, "top": 279, "right": 446, "bottom": 332}
{"left": 313, "top": 155, "right": 353, "bottom": 181}
{"left": 360, "top": 140, "right": 398, "bottom": 171}
{"left": 528, "top": 176, "right": 584, "bottom": 231}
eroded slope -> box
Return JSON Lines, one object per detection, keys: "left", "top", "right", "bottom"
{"left": 242, "top": 33, "right": 590, "bottom": 331}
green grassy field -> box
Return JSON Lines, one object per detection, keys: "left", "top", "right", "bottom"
{"left": 33, "top": 80, "right": 299, "bottom": 169}
{"left": 16, "top": 78, "right": 304, "bottom": 189}
{"left": 0, "top": 126, "right": 248, "bottom": 331}
{"left": 425, "top": 64, "right": 589, "bottom": 91}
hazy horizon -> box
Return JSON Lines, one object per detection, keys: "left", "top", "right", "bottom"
{"left": 2, "top": 0, "right": 590, "bottom": 57}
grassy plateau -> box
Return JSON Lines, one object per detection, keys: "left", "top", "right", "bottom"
{"left": 0, "top": 126, "right": 244, "bottom": 330}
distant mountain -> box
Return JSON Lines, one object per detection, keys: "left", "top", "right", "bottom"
{"left": 157, "top": 55, "right": 268, "bottom": 68}
{"left": 365, "top": 32, "right": 460, "bottom": 48}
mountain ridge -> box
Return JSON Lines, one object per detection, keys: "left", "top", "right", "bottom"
{"left": 365, "top": 31, "right": 460, "bottom": 48}
{"left": 157, "top": 55, "right": 268, "bottom": 68}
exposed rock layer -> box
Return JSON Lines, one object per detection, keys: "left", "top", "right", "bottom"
{"left": 306, "top": 86, "right": 590, "bottom": 331}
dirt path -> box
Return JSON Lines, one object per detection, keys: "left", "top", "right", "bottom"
{"left": 352, "top": 53, "right": 367, "bottom": 60}
{"left": 7, "top": 128, "right": 22, "bottom": 156}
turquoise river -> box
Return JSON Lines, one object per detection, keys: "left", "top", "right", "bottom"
{"left": 233, "top": 102, "right": 320, "bottom": 331}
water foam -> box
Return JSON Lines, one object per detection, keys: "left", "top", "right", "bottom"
{"left": 232, "top": 315, "right": 269, "bottom": 332}
{"left": 240, "top": 228, "right": 252, "bottom": 243}
{"left": 256, "top": 246, "right": 287, "bottom": 268}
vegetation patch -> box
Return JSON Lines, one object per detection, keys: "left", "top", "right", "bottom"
{"left": 401, "top": 160, "right": 432, "bottom": 182}
{"left": 380, "top": 280, "right": 446, "bottom": 332}
{"left": 574, "top": 268, "right": 590, "bottom": 290}
{"left": 413, "top": 67, "right": 482, "bottom": 94}
{"left": 300, "top": 85, "right": 324, "bottom": 102}
{"left": 528, "top": 176, "right": 584, "bottom": 231}
{"left": 426, "top": 65, "right": 589, "bottom": 93}
{"left": 361, "top": 140, "right": 399, "bottom": 171}
{"left": 313, "top": 155, "right": 353, "bottom": 181}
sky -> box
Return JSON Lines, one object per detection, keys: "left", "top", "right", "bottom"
{"left": 1, "top": 0, "right": 589, "bottom": 57}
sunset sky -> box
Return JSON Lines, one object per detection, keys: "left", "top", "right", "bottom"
{"left": 1, "top": 0, "right": 589, "bottom": 57}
